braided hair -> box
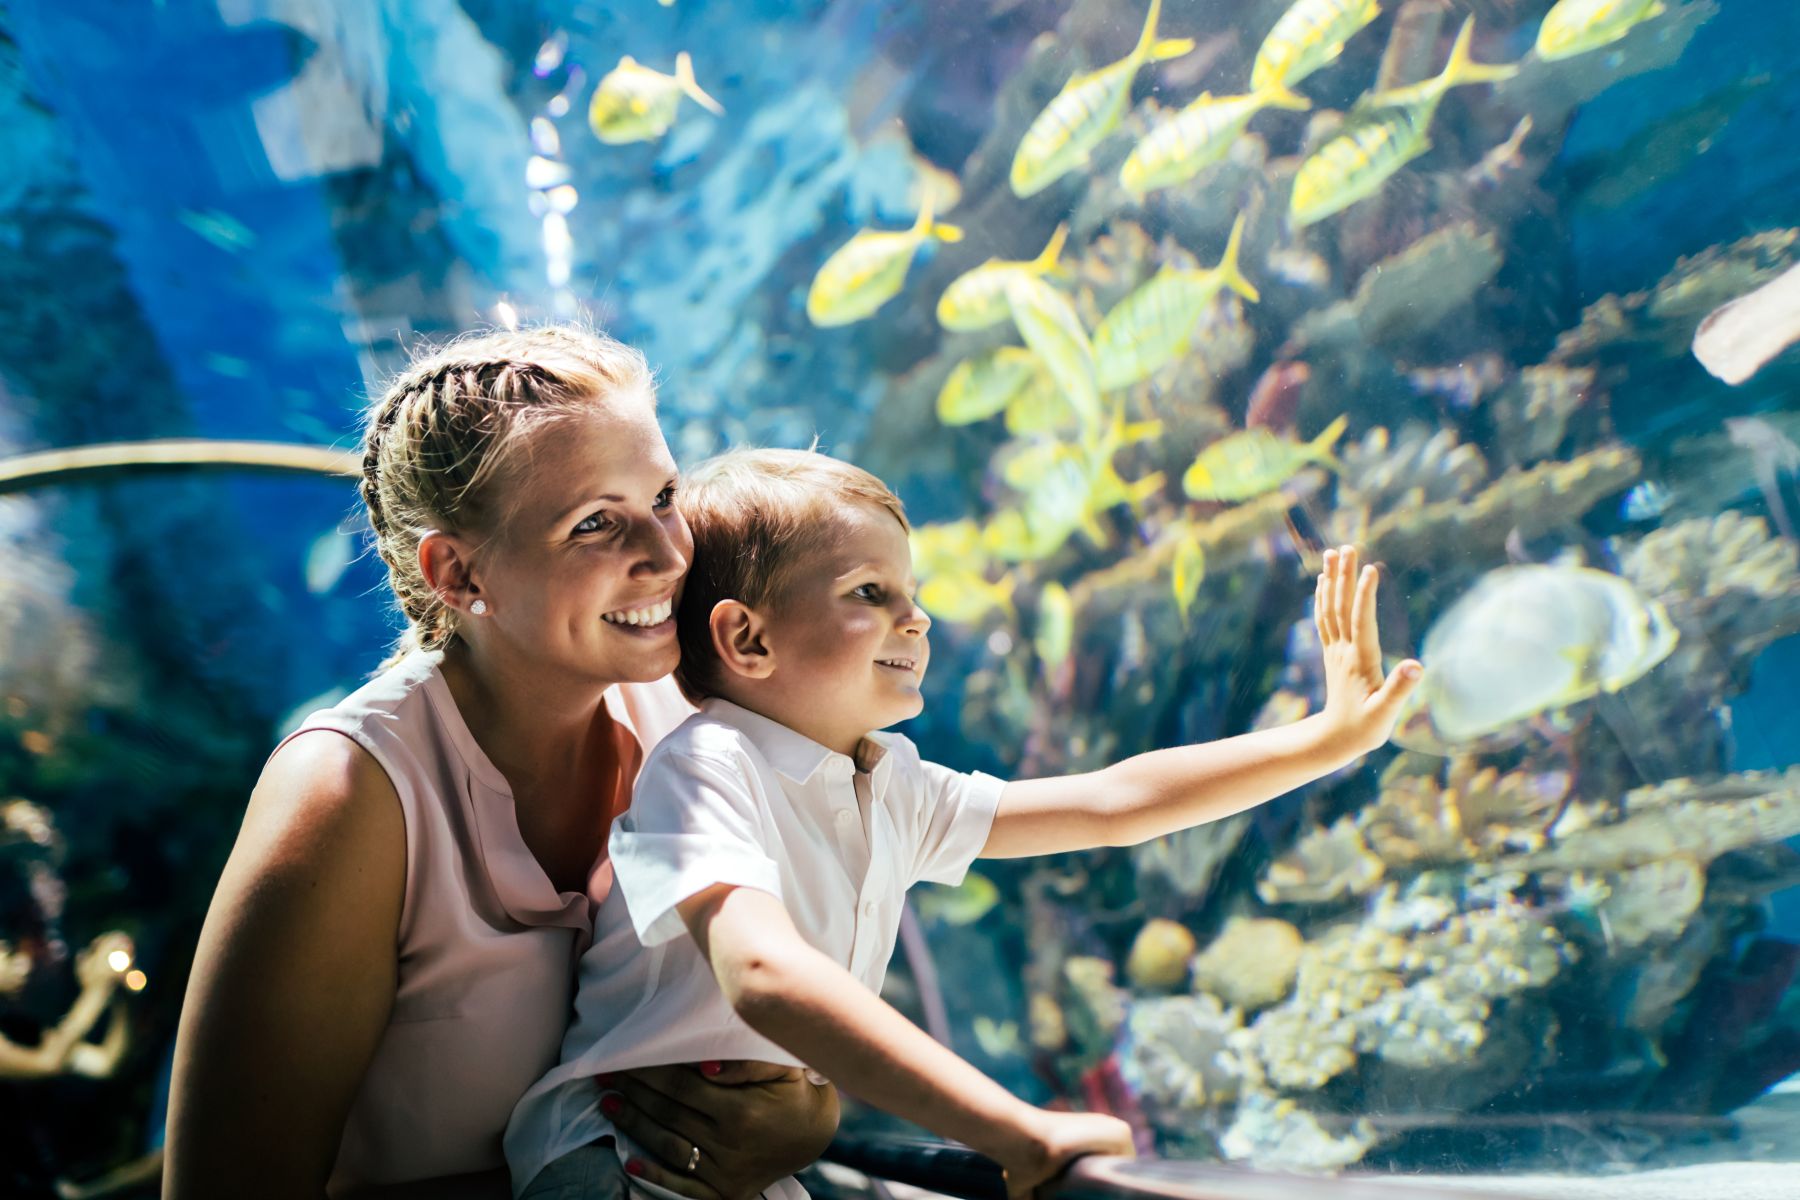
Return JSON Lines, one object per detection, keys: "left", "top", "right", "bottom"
{"left": 359, "top": 325, "right": 654, "bottom": 669}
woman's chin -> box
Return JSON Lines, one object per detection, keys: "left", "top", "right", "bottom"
{"left": 602, "top": 636, "right": 681, "bottom": 684}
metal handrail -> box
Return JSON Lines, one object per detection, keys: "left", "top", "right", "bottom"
{"left": 822, "top": 1134, "right": 1546, "bottom": 1200}
{"left": 0, "top": 438, "right": 358, "bottom": 494}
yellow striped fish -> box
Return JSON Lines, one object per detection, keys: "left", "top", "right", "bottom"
{"left": 984, "top": 402, "right": 1167, "bottom": 564}
{"left": 1005, "top": 274, "right": 1101, "bottom": 430}
{"left": 911, "top": 519, "right": 987, "bottom": 581}
{"left": 1004, "top": 369, "right": 1083, "bottom": 437}
{"left": 588, "top": 52, "right": 723, "bottom": 145}
{"left": 1251, "top": 0, "right": 1382, "bottom": 93}
{"left": 937, "top": 347, "right": 1043, "bottom": 425}
{"left": 1171, "top": 533, "right": 1205, "bottom": 624}
{"left": 1121, "top": 86, "right": 1310, "bottom": 198}
{"left": 1183, "top": 413, "right": 1348, "bottom": 502}
{"left": 1535, "top": 0, "right": 1667, "bottom": 61}
{"left": 806, "top": 195, "right": 964, "bottom": 327}
{"left": 1289, "top": 19, "right": 1516, "bottom": 227}
{"left": 1010, "top": 0, "right": 1196, "bottom": 198}
{"left": 937, "top": 225, "right": 1069, "bottom": 331}
{"left": 919, "top": 570, "right": 1018, "bottom": 623}
{"left": 1092, "top": 213, "right": 1259, "bottom": 391}
{"left": 1034, "top": 582, "right": 1077, "bottom": 674}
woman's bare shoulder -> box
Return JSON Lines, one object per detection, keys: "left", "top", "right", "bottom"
{"left": 239, "top": 728, "right": 405, "bottom": 882}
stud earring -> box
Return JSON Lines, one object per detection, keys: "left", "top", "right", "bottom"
{"left": 469, "top": 599, "right": 489, "bottom": 616}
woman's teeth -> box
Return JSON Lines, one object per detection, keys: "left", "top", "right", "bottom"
{"left": 602, "top": 598, "right": 673, "bottom": 627}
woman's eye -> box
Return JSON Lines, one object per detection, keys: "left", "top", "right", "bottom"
{"left": 655, "top": 485, "right": 678, "bottom": 510}
{"left": 574, "top": 512, "right": 611, "bottom": 536}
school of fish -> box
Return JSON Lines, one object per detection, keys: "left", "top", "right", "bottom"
{"left": 571, "top": 0, "right": 1688, "bottom": 678}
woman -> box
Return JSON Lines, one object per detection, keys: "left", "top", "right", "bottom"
{"left": 163, "top": 326, "right": 839, "bottom": 1199}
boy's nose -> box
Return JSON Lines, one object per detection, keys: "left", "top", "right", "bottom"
{"left": 900, "top": 603, "right": 930, "bottom": 635}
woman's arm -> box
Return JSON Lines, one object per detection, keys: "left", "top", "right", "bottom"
{"left": 162, "top": 731, "right": 406, "bottom": 1200}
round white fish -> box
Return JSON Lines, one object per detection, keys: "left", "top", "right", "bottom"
{"left": 1394, "top": 564, "right": 1678, "bottom": 749}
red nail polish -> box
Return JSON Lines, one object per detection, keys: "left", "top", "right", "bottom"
{"left": 625, "top": 1160, "right": 645, "bottom": 1177}
{"left": 600, "top": 1094, "right": 623, "bottom": 1118}
{"left": 700, "top": 1061, "right": 722, "bottom": 1076}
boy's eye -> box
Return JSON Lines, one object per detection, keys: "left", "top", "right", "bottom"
{"left": 853, "top": 583, "right": 884, "bottom": 602}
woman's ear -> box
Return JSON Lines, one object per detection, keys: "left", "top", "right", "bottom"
{"left": 710, "top": 599, "right": 774, "bottom": 679}
{"left": 418, "top": 531, "right": 484, "bottom": 614}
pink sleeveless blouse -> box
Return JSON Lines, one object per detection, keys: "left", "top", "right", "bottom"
{"left": 273, "top": 650, "right": 694, "bottom": 1192}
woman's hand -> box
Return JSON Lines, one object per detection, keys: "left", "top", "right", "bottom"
{"left": 1314, "top": 545, "right": 1422, "bottom": 759}
{"left": 600, "top": 1061, "right": 839, "bottom": 1200}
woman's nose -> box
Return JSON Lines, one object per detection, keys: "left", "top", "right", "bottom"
{"left": 629, "top": 514, "right": 690, "bottom": 580}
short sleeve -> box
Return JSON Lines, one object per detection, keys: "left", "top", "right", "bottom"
{"left": 910, "top": 759, "right": 1006, "bottom": 887}
{"left": 609, "top": 750, "right": 783, "bottom": 946}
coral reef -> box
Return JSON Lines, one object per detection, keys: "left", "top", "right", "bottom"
{"left": 1118, "top": 992, "right": 1244, "bottom": 1116}
{"left": 1503, "top": 768, "right": 1800, "bottom": 874}
{"left": 1190, "top": 917, "right": 1304, "bottom": 1012}
{"left": 1258, "top": 817, "right": 1386, "bottom": 904}
{"left": 1125, "top": 918, "right": 1198, "bottom": 991}
{"left": 1290, "top": 223, "right": 1504, "bottom": 354}
{"left": 1552, "top": 228, "right": 1800, "bottom": 366}
{"left": 1219, "top": 1091, "right": 1376, "bottom": 1174}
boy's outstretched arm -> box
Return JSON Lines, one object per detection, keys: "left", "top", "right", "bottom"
{"left": 678, "top": 884, "right": 1132, "bottom": 1195}
{"left": 982, "top": 545, "right": 1424, "bottom": 859}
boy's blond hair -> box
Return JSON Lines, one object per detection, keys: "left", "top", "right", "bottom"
{"left": 674, "top": 447, "right": 909, "bottom": 701}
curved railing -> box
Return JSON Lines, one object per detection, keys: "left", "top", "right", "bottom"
{"left": 822, "top": 1134, "right": 1542, "bottom": 1200}
{"left": 0, "top": 438, "right": 357, "bottom": 494}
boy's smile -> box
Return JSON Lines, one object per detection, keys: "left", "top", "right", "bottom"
{"left": 744, "top": 503, "right": 931, "bottom": 756}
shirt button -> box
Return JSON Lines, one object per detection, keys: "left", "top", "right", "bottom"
{"left": 835, "top": 810, "right": 855, "bottom": 827}
{"left": 862, "top": 901, "right": 878, "bottom": 918}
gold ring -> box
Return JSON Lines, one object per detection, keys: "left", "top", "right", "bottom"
{"left": 686, "top": 1144, "right": 701, "bottom": 1173}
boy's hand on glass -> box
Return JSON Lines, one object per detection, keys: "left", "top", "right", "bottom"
{"left": 1313, "top": 544, "right": 1422, "bottom": 759}
{"left": 994, "top": 1109, "right": 1134, "bottom": 1199}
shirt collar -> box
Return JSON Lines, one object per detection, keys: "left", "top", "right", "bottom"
{"left": 699, "top": 697, "right": 891, "bottom": 784}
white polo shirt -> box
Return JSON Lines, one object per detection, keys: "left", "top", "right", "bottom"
{"left": 504, "top": 698, "right": 1007, "bottom": 1198}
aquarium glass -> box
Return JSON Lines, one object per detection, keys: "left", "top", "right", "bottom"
{"left": 2, "top": 0, "right": 1798, "bottom": 1193}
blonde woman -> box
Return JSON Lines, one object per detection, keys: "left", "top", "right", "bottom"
{"left": 163, "top": 327, "right": 838, "bottom": 1199}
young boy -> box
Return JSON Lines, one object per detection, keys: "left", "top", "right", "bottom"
{"left": 504, "top": 448, "right": 1422, "bottom": 1200}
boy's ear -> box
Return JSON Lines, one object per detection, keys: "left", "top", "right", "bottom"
{"left": 710, "top": 599, "right": 775, "bottom": 679}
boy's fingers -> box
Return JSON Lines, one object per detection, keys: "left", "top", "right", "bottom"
{"left": 1339, "top": 546, "right": 1358, "bottom": 626}
{"left": 1357, "top": 566, "right": 1383, "bottom": 656}
{"left": 1320, "top": 548, "right": 1340, "bottom": 642}
{"left": 1379, "top": 661, "right": 1424, "bottom": 710}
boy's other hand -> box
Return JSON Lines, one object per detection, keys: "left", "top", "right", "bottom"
{"left": 1314, "top": 545, "right": 1423, "bottom": 759}
{"left": 998, "top": 1110, "right": 1134, "bottom": 1199}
